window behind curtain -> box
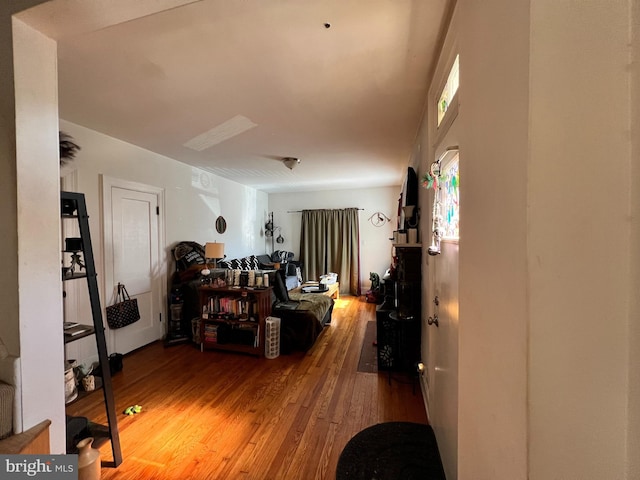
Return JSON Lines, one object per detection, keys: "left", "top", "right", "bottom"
{"left": 299, "top": 208, "right": 361, "bottom": 295}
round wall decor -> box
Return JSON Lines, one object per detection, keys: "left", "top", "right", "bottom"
{"left": 215, "top": 216, "right": 227, "bottom": 234}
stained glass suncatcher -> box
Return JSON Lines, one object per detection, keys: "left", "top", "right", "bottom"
{"left": 441, "top": 157, "right": 459, "bottom": 239}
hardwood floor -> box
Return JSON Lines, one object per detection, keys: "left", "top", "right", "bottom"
{"left": 66, "top": 295, "right": 427, "bottom": 479}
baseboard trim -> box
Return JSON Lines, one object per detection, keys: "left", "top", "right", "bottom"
{"left": 419, "top": 371, "right": 431, "bottom": 421}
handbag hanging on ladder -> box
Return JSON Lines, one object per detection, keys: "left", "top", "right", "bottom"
{"left": 106, "top": 283, "right": 141, "bottom": 329}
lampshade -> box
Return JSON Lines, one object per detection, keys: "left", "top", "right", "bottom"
{"left": 402, "top": 205, "right": 415, "bottom": 218}
{"left": 205, "top": 242, "right": 225, "bottom": 259}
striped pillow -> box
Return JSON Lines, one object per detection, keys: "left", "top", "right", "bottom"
{"left": 226, "top": 256, "right": 260, "bottom": 270}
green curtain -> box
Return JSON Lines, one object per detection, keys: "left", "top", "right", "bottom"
{"left": 300, "top": 208, "right": 361, "bottom": 295}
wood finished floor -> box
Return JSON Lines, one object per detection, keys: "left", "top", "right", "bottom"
{"left": 66, "top": 295, "right": 427, "bottom": 480}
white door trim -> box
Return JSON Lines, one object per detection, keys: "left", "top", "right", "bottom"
{"left": 100, "top": 175, "right": 166, "bottom": 352}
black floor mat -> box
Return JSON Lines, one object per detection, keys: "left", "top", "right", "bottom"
{"left": 356, "top": 321, "right": 378, "bottom": 373}
{"left": 336, "top": 422, "right": 446, "bottom": 480}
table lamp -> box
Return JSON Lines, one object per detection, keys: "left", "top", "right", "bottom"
{"left": 201, "top": 242, "right": 225, "bottom": 277}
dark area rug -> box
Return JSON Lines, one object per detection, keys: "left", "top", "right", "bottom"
{"left": 336, "top": 422, "right": 446, "bottom": 480}
{"left": 357, "top": 321, "right": 378, "bottom": 373}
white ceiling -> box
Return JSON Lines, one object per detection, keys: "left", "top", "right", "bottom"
{"left": 52, "top": 0, "right": 451, "bottom": 193}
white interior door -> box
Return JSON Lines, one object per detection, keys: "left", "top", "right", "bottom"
{"left": 103, "top": 177, "right": 165, "bottom": 354}
{"left": 427, "top": 239, "right": 459, "bottom": 479}
{"left": 425, "top": 147, "right": 460, "bottom": 480}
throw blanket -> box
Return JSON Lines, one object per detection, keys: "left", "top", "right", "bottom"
{"left": 276, "top": 293, "right": 334, "bottom": 352}
{"left": 287, "top": 292, "right": 333, "bottom": 321}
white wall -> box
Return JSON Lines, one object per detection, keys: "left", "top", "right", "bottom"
{"left": 12, "top": 15, "right": 66, "bottom": 450}
{"left": 453, "top": 1, "right": 638, "bottom": 479}
{"left": 456, "top": 1, "right": 530, "bottom": 478}
{"left": 268, "top": 186, "right": 399, "bottom": 291}
{"left": 527, "top": 1, "right": 634, "bottom": 478}
{"left": 0, "top": 0, "right": 49, "bottom": 374}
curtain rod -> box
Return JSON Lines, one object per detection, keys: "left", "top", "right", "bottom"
{"left": 287, "top": 208, "right": 364, "bottom": 213}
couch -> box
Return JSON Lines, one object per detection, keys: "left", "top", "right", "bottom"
{"left": 262, "top": 269, "right": 333, "bottom": 353}
{"left": 218, "top": 250, "right": 302, "bottom": 290}
{"left": 172, "top": 243, "right": 301, "bottom": 288}
{"left": 273, "top": 289, "right": 333, "bottom": 353}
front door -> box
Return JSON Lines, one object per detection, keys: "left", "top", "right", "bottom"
{"left": 425, "top": 146, "right": 460, "bottom": 480}
{"left": 102, "top": 176, "right": 165, "bottom": 354}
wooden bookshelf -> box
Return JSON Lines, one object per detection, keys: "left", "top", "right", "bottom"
{"left": 198, "top": 286, "right": 272, "bottom": 357}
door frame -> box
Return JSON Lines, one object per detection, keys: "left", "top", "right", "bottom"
{"left": 422, "top": 3, "right": 459, "bottom": 412}
{"left": 100, "top": 175, "right": 166, "bottom": 352}
{"left": 420, "top": 6, "right": 460, "bottom": 479}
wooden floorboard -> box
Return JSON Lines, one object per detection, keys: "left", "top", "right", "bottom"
{"left": 66, "top": 295, "right": 427, "bottom": 480}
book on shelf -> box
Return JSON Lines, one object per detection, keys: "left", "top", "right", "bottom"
{"left": 203, "top": 324, "right": 219, "bottom": 343}
{"left": 203, "top": 295, "right": 257, "bottom": 320}
{"left": 63, "top": 322, "right": 80, "bottom": 330}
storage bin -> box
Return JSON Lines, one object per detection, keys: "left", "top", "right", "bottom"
{"left": 265, "top": 317, "right": 281, "bottom": 359}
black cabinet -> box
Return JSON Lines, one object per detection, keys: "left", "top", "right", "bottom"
{"left": 395, "top": 246, "right": 421, "bottom": 319}
{"left": 376, "top": 310, "right": 421, "bottom": 373}
{"left": 376, "top": 245, "right": 422, "bottom": 373}
{"left": 376, "top": 306, "right": 397, "bottom": 370}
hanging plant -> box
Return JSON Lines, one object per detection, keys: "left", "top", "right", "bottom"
{"left": 59, "top": 131, "right": 81, "bottom": 167}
